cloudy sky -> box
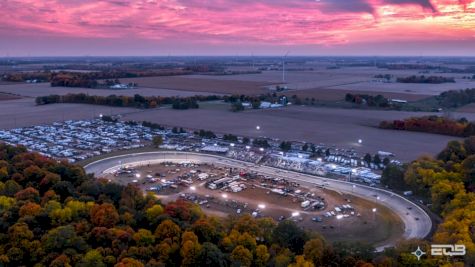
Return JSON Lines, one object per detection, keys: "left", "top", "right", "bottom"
{"left": 0, "top": 0, "right": 474, "bottom": 56}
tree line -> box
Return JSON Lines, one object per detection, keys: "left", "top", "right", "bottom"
{"left": 379, "top": 115, "right": 475, "bottom": 137}
{"left": 396, "top": 75, "right": 455, "bottom": 84}
{"left": 35, "top": 93, "right": 221, "bottom": 110}
{"left": 345, "top": 94, "right": 390, "bottom": 108}
{"left": 0, "top": 143, "right": 383, "bottom": 266}
{"left": 380, "top": 137, "right": 475, "bottom": 265}
{"left": 435, "top": 88, "right": 475, "bottom": 108}
{"left": 2, "top": 69, "right": 193, "bottom": 83}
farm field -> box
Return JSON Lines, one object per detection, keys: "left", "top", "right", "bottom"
{"left": 0, "top": 82, "right": 221, "bottom": 98}
{"left": 0, "top": 98, "right": 138, "bottom": 129}
{"left": 457, "top": 103, "right": 475, "bottom": 113}
{"left": 188, "top": 70, "right": 371, "bottom": 90}
{"left": 121, "top": 105, "right": 473, "bottom": 162}
{"left": 281, "top": 88, "right": 431, "bottom": 101}
{"left": 188, "top": 68, "right": 475, "bottom": 94}
{"left": 332, "top": 79, "right": 475, "bottom": 96}
{"left": 119, "top": 76, "right": 272, "bottom": 95}
{"left": 0, "top": 92, "right": 21, "bottom": 101}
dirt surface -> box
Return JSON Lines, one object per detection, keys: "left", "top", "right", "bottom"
{"left": 104, "top": 162, "right": 404, "bottom": 246}
{"left": 119, "top": 76, "right": 272, "bottom": 95}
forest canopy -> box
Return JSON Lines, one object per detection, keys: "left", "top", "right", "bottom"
{"left": 0, "top": 143, "right": 380, "bottom": 267}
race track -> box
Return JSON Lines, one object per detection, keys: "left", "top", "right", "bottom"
{"left": 84, "top": 151, "right": 432, "bottom": 251}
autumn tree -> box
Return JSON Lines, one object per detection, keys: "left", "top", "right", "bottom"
{"left": 289, "top": 255, "right": 315, "bottom": 267}
{"left": 254, "top": 244, "right": 270, "bottom": 267}
{"left": 154, "top": 219, "right": 181, "bottom": 243}
{"left": 90, "top": 203, "right": 120, "bottom": 228}
{"left": 303, "top": 237, "right": 325, "bottom": 265}
{"left": 230, "top": 245, "right": 253, "bottom": 267}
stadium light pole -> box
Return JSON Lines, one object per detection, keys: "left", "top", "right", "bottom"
{"left": 336, "top": 214, "right": 343, "bottom": 230}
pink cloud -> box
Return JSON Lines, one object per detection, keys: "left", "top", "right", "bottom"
{"left": 0, "top": 0, "right": 474, "bottom": 55}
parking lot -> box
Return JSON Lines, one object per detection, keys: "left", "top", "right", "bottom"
{"left": 0, "top": 116, "right": 386, "bottom": 190}
{"left": 0, "top": 119, "right": 159, "bottom": 161}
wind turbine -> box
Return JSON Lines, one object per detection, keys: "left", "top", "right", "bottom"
{"left": 282, "top": 51, "right": 289, "bottom": 83}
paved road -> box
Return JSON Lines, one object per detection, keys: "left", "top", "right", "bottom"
{"left": 84, "top": 151, "right": 432, "bottom": 251}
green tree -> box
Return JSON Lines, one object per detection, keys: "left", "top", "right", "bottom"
{"left": 78, "top": 249, "right": 106, "bottom": 267}
{"left": 437, "top": 140, "right": 467, "bottom": 163}
{"left": 231, "top": 102, "right": 245, "bottom": 112}
{"left": 251, "top": 100, "right": 261, "bottom": 109}
{"left": 133, "top": 229, "right": 156, "bottom": 246}
{"left": 363, "top": 153, "right": 372, "bottom": 166}
{"left": 152, "top": 135, "right": 163, "bottom": 148}
{"left": 2, "top": 180, "right": 22, "bottom": 197}
{"left": 272, "top": 220, "right": 309, "bottom": 254}
{"left": 230, "top": 245, "right": 253, "bottom": 267}
{"left": 145, "top": 204, "right": 164, "bottom": 224}
{"left": 381, "top": 164, "right": 407, "bottom": 190}
{"left": 42, "top": 225, "right": 88, "bottom": 253}
{"left": 373, "top": 154, "right": 381, "bottom": 167}
{"left": 196, "top": 242, "right": 226, "bottom": 267}
{"left": 280, "top": 141, "right": 292, "bottom": 152}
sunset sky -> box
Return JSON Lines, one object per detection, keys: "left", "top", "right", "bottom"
{"left": 0, "top": 0, "right": 474, "bottom": 56}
